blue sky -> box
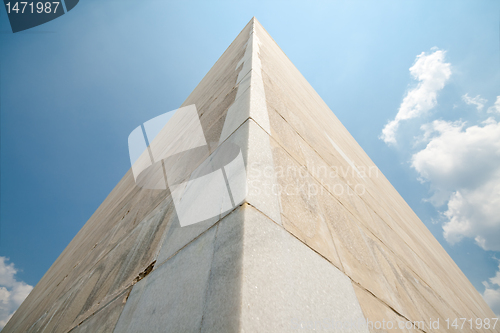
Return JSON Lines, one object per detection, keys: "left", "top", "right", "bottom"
{"left": 1, "top": 0, "right": 499, "bottom": 325}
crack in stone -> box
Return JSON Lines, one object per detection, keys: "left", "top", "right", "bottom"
{"left": 132, "top": 260, "right": 156, "bottom": 285}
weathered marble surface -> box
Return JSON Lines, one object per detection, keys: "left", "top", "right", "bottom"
{"left": 255, "top": 16, "right": 497, "bottom": 332}
{"left": 115, "top": 204, "right": 368, "bottom": 333}
{"left": 3, "top": 18, "right": 252, "bottom": 333}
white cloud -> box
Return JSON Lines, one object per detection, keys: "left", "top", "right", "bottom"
{"left": 380, "top": 49, "right": 452, "bottom": 144}
{"left": 0, "top": 257, "right": 33, "bottom": 330}
{"left": 482, "top": 262, "right": 500, "bottom": 317}
{"left": 487, "top": 96, "right": 500, "bottom": 114}
{"left": 462, "top": 93, "right": 487, "bottom": 111}
{"left": 411, "top": 118, "right": 500, "bottom": 251}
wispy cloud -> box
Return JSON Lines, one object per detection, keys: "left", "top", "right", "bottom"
{"left": 487, "top": 96, "right": 500, "bottom": 114}
{"left": 0, "top": 257, "right": 33, "bottom": 329}
{"left": 462, "top": 93, "right": 487, "bottom": 111}
{"left": 385, "top": 48, "right": 500, "bottom": 315}
{"left": 411, "top": 118, "right": 500, "bottom": 251}
{"left": 380, "top": 48, "right": 451, "bottom": 144}
{"left": 482, "top": 261, "right": 500, "bottom": 317}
